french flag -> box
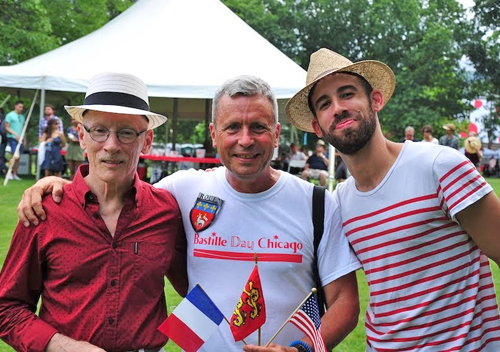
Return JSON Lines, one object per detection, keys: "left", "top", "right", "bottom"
{"left": 158, "top": 284, "right": 223, "bottom": 352}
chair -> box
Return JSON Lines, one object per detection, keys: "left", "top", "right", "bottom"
{"left": 287, "top": 159, "right": 306, "bottom": 175}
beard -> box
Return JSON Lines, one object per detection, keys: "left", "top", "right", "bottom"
{"left": 320, "top": 109, "right": 377, "bottom": 155}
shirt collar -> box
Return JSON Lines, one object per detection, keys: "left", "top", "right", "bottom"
{"left": 72, "top": 164, "right": 142, "bottom": 208}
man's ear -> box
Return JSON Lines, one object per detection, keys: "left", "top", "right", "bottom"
{"left": 274, "top": 123, "right": 281, "bottom": 148}
{"left": 371, "top": 90, "right": 384, "bottom": 112}
{"left": 141, "top": 130, "right": 154, "bottom": 154}
{"left": 77, "top": 124, "right": 86, "bottom": 150}
{"left": 209, "top": 123, "right": 217, "bottom": 148}
{"left": 312, "top": 119, "right": 324, "bottom": 138}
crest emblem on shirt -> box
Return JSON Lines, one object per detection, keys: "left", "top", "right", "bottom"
{"left": 190, "top": 193, "right": 224, "bottom": 232}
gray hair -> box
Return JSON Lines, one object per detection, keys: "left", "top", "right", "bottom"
{"left": 212, "top": 75, "right": 279, "bottom": 124}
{"left": 405, "top": 126, "right": 415, "bottom": 134}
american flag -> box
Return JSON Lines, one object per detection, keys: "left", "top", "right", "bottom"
{"left": 289, "top": 294, "right": 327, "bottom": 352}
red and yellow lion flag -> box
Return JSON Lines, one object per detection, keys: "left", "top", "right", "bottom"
{"left": 230, "top": 264, "right": 266, "bottom": 341}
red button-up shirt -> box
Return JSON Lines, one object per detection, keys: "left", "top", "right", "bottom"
{"left": 0, "top": 165, "right": 187, "bottom": 352}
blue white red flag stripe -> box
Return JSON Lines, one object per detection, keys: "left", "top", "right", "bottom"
{"left": 158, "top": 284, "right": 223, "bottom": 352}
{"left": 289, "top": 294, "right": 327, "bottom": 352}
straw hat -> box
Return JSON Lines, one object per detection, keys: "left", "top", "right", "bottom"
{"left": 465, "top": 136, "right": 482, "bottom": 154}
{"left": 65, "top": 72, "right": 167, "bottom": 130}
{"left": 316, "top": 139, "right": 326, "bottom": 146}
{"left": 442, "top": 123, "right": 456, "bottom": 132}
{"left": 286, "top": 48, "right": 396, "bottom": 132}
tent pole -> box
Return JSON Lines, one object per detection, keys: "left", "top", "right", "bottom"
{"left": 0, "top": 94, "right": 11, "bottom": 109}
{"left": 328, "top": 144, "right": 335, "bottom": 193}
{"left": 36, "top": 89, "right": 46, "bottom": 180}
{"left": 204, "top": 99, "right": 210, "bottom": 145}
{"left": 5, "top": 90, "right": 39, "bottom": 186}
{"left": 172, "top": 98, "right": 178, "bottom": 153}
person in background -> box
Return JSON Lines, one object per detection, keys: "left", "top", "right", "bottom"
{"left": 41, "top": 118, "right": 66, "bottom": 178}
{"left": 286, "top": 142, "right": 308, "bottom": 174}
{"left": 421, "top": 124, "right": 439, "bottom": 144}
{"left": 0, "top": 107, "right": 7, "bottom": 176}
{"left": 66, "top": 116, "right": 86, "bottom": 180}
{"left": 287, "top": 47, "right": 500, "bottom": 351}
{"left": 464, "top": 131, "right": 483, "bottom": 170}
{"left": 301, "top": 139, "right": 329, "bottom": 186}
{"left": 0, "top": 72, "right": 187, "bottom": 352}
{"left": 439, "top": 123, "right": 460, "bottom": 150}
{"left": 4, "top": 100, "right": 25, "bottom": 180}
{"left": 289, "top": 142, "right": 307, "bottom": 161}
{"left": 399, "top": 126, "right": 419, "bottom": 142}
{"left": 38, "top": 104, "right": 63, "bottom": 142}
{"left": 300, "top": 144, "right": 310, "bottom": 156}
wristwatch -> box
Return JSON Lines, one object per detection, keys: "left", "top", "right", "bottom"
{"left": 289, "top": 340, "right": 313, "bottom": 352}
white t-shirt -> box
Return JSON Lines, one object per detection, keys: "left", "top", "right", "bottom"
{"left": 155, "top": 167, "right": 361, "bottom": 351}
{"left": 335, "top": 141, "right": 500, "bottom": 351}
{"left": 422, "top": 137, "right": 439, "bottom": 144}
{"left": 291, "top": 151, "right": 307, "bottom": 160}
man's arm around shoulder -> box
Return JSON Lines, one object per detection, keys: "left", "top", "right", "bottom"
{"left": 17, "top": 176, "right": 70, "bottom": 227}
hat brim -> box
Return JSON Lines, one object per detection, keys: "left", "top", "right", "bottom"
{"left": 465, "top": 137, "right": 481, "bottom": 154}
{"left": 286, "top": 60, "right": 396, "bottom": 133}
{"left": 65, "top": 104, "right": 168, "bottom": 130}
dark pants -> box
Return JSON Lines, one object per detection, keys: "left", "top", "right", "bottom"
{"left": 0, "top": 141, "right": 6, "bottom": 174}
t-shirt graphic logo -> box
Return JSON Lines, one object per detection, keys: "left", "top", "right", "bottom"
{"left": 190, "top": 193, "right": 224, "bottom": 232}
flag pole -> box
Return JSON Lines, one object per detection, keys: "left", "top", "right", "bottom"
{"left": 197, "top": 284, "right": 249, "bottom": 346}
{"left": 224, "top": 316, "right": 248, "bottom": 345}
{"left": 264, "top": 288, "right": 317, "bottom": 347}
{"left": 255, "top": 253, "right": 262, "bottom": 346}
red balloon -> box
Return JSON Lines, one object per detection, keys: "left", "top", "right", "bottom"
{"left": 460, "top": 132, "right": 468, "bottom": 138}
{"left": 469, "top": 122, "right": 478, "bottom": 133}
{"left": 474, "top": 99, "right": 483, "bottom": 108}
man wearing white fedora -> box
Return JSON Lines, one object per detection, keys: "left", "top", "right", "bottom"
{"left": 0, "top": 72, "right": 187, "bottom": 352}
{"left": 16, "top": 75, "right": 361, "bottom": 352}
{"left": 287, "top": 48, "right": 500, "bottom": 351}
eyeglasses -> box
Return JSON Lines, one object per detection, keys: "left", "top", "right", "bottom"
{"left": 83, "top": 125, "right": 146, "bottom": 144}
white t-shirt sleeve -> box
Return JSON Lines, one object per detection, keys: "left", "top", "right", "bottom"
{"left": 317, "top": 191, "right": 361, "bottom": 286}
{"left": 153, "top": 172, "right": 175, "bottom": 192}
{"left": 434, "top": 147, "right": 492, "bottom": 221}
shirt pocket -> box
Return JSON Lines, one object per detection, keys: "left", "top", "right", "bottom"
{"left": 127, "top": 241, "right": 170, "bottom": 293}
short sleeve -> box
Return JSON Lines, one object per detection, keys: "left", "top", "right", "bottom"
{"left": 434, "top": 147, "right": 492, "bottom": 221}
{"left": 317, "top": 191, "right": 361, "bottom": 286}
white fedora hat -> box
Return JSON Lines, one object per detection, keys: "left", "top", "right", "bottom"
{"left": 65, "top": 72, "right": 167, "bottom": 129}
{"left": 286, "top": 48, "right": 396, "bottom": 133}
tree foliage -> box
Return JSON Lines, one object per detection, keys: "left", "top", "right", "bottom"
{"left": 0, "top": 0, "right": 135, "bottom": 66}
{"left": 464, "top": 0, "right": 500, "bottom": 140}
{"left": 0, "top": 0, "right": 135, "bottom": 146}
{"left": 221, "top": 0, "right": 495, "bottom": 141}
{"left": 1, "top": 0, "right": 500, "bottom": 144}
{"left": 0, "top": 0, "right": 58, "bottom": 65}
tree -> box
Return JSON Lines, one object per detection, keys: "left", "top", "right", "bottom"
{"left": 0, "top": 0, "right": 58, "bottom": 65}
{"left": 0, "top": 0, "right": 135, "bottom": 146}
{"left": 42, "top": 0, "right": 136, "bottom": 46}
{"left": 221, "top": 0, "right": 475, "bottom": 140}
{"left": 464, "top": 0, "right": 500, "bottom": 141}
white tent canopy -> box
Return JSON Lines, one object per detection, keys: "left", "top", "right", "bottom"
{"left": 0, "top": 0, "right": 306, "bottom": 120}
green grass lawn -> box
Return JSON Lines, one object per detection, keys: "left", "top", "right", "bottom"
{"left": 0, "top": 176, "right": 499, "bottom": 351}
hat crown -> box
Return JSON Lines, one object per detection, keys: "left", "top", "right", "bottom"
{"left": 85, "top": 72, "right": 149, "bottom": 106}
{"left": 306, "top": 49, "right": 354, "bottom": 85}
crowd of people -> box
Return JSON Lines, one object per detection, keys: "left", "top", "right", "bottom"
{"left": 0, "top": 103, "right": 88, "bottom": 180}
{"left": 1, "top": 47, "right": 500, "bottom": 352}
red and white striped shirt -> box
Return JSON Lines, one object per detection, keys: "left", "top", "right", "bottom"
{"left": 336, "top": 142, "right": 500, "bottom": 351}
